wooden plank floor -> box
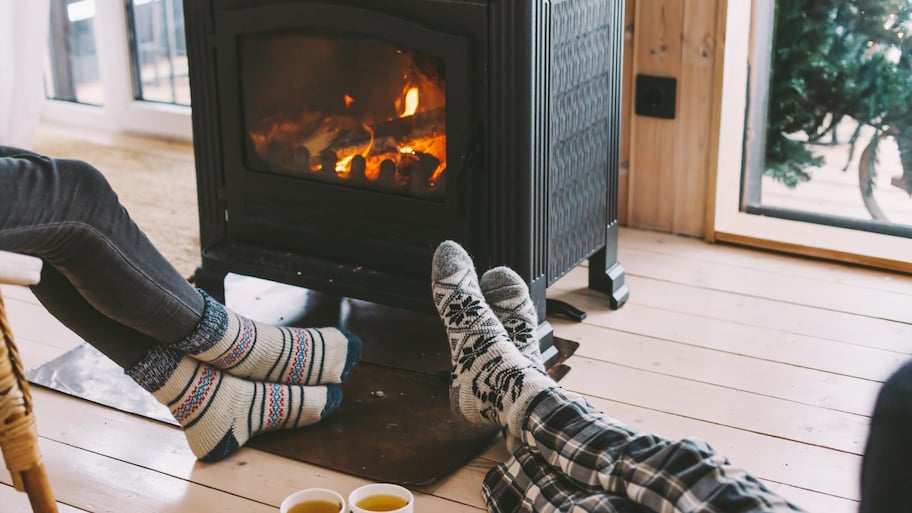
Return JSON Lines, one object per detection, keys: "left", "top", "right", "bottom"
{"left": 2, "top": 227, "right": 910, "bottom": 512}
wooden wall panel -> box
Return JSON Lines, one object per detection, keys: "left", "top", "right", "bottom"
{"left": 622, "top": 0, "right": 723, "bottom": 237}
{"left": 671, "top": 0, "right": 718, "bottom": 235}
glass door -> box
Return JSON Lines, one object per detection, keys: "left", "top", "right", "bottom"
{"left": 712, "top": 0, "right": 912, "bottom": 270}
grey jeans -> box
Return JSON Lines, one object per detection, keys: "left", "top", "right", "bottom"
{"left": 0, "top": 145, "right": 204, "bottom": 368}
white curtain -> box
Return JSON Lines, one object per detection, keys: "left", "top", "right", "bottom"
{"left": 0, "top": 0, "right": 51, "bottom": 148}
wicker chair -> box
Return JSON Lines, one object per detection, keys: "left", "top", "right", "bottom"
{"left": 0, "top": 251, "right": 57, "bottom": 513}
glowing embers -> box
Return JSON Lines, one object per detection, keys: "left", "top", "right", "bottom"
{"left": 248, "top": 70, "right": 447, "bottom": 199}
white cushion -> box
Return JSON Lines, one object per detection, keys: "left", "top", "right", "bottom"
{"left": 0, "top": 251, "right": 42, "bottom": 286}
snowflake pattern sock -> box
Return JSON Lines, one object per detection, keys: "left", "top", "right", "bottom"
{"left": 431, "top": 241, "right": 555, "bottom": 437}
{"left": 126, "top": 346, "right": 341, "bottom": 462}
{"left": 479, "top": 266, "right": 544, "bottom": 371}
{"left": 171, "top": 291, "right": 361, "bottom": 386}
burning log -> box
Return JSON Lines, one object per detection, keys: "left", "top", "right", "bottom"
{"left": 292, "top": 146, "right": 312, "bottom": 172}
{"left": 249, "top": 106, "right": 446, "bottom": 196}
{"left": 329, "top": 108, "right": 445, "bottom": 149}
{"left": 317, "top": 149, "right": 338, "bottom": 175}
{"left": 404, "top": 152, "right": 442, "bottom": 198}
{"left": 377, "top": 159, "right": 399, "bottom": 190}
{"left": 349, "top": 155, "right": 367, "bottom": 182}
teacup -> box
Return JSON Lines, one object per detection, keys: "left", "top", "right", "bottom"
{"left": 348, "top": 483, "right": 414, "bottom": 513}
{"left": 280, "top": 488, "right": 346, "bottom": 513}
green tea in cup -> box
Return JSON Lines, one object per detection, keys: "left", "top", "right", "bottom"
{"left": 280, "top": 488, "right": 345, "bottom": 513}
{"left": 348, "top": 483, "right": 413, "bottom": 513}
{"left": 355, "top": 494, "right": 410, "bottom": 511}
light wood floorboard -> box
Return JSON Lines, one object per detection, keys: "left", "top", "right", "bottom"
{"left": 4, "top": 228, "right": 909, "bottom": 512}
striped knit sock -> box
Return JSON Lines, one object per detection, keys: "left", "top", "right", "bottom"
{"left": 480, "top": 267, "right": 544, "bottom": 371}
{"left": 126, "top": 346, "right": 341, "bottom": 462}
{"left": 431, "top": 241, "right": 555, "bottom": 438}
{"left": 171, "top": 291, "right": 361, "bottom": 386}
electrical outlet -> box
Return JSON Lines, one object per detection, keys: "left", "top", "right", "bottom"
{"left": 635, "top": 74, "right": 677, "bottom": 119}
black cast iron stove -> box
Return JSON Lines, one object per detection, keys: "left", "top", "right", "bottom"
{"left": 185, "top": 0, "right": 628, "bottom": 368}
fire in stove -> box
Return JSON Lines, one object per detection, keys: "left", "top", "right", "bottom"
{"left": 243, "top": 36, "right": 447, "bottom": 199}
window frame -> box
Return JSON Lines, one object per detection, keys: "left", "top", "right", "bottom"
{"left": 709, "top": 0, "right": 912, "bottom": 273}
{"left": 41, "top": 0, "right": 192, "bottom": 140}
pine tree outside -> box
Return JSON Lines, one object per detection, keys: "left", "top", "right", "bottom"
{"left": 744, "top": 0, "right": 912, "bottom": 236}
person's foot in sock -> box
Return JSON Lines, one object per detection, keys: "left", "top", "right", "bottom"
{"left": 171, "top": 291, "right": 361, "bottom": 386}
{"left": 480, "top": 266, "right": 544, "bottom": 371}
{"left": 480, "top": 266, "right": 546, "bottom": 453}
{"left": 431, "top": 240, "right": 555, "bottom": 437}
{"left": 127, "top": 346, "right": 341, "bottom": 462}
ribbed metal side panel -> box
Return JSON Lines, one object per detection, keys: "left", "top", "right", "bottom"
{"left": 547, "top": 0, "right": 619, "bottom": 284}
{"left": 530, "top": 1, "right": 550, "bottom": 281}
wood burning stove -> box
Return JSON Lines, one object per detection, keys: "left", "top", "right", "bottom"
{"left": 185, "top": 0, "right": 628, "bottom": 362}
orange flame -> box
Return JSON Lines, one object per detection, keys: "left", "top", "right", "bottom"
{"left": 250, "top": 78, "right": 445, "bottom": 192}
{"left": 335, "top": 123, "right": 375, "bottom": 175}
{"left": 397, "top": 86, "right": 420, "bottom": 118}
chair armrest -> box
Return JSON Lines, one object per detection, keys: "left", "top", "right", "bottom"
{"left": 0, "top": 252, "right": 42, "bottom": 286}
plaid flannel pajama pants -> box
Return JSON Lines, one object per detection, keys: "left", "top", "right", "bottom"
{"left": 483, "top": 388, "right": 806, "bottom": 513}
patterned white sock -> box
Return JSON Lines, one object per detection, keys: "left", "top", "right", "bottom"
{"left": 431, "top": 241, "right": 555, "bottom": 438}
{"left": 480, "top": 267, "right": 544, "bottom": 371}
{"left": 172, "top": 291, "right": 361, "bottom": 386}
{"left": 480, "top": 266, "right": 545, "bottom": 453}
{"left": 127, "top": 347, "right": 341, "bottom": 462}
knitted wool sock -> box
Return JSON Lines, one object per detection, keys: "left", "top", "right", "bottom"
{"left": 431, "top": 241, "right": 555, "bottom": 438}
{"left": 171, "top": 291, "right": 361, "bottom": 386}
{"left": 479, "top": 266, "right": 545, "bottom": 454}
{"left": 479, "top": 267, "right": 544, "bottom": 371}
{"left": 126, "top": 346, "right": 341, "bottom": 462}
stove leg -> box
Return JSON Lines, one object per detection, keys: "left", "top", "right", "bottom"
{"left": 588, "top": 226, "right": 629, "bottom": 309}
{"left": 192, "top": 264, "right": 228, "bottom": 303}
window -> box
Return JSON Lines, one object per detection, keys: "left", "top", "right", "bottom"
{"left": 46, "top": 0, "right": 104, "bottom": 105}
{"left": 42, "top": 0, "right": 192, "bottom": 139}
{"left": 129, "top": 0, "right": 190, "bottom": 106}
{"left": 712, "top": 0, "right": 912, "bottom": 270}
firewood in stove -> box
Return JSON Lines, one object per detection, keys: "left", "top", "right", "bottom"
{"left": 395, "top": 151, "right": 421, "bottom": 187}
{"left": 349, "top": 155, "right": 367, "bottom": 185}
{"left": 266, "top": 140, "right": 290, "bottom": 169}
{"left": 409, "top": 153, "right": 442, "bottom": 197}
{"left": 291, "top": 146, "right": 311, "bottom": 172}
{"left": 325, "top": 108, "right": 446, "bottom": 150}
{"left": 317, "top": 149, "right": 338, "bottom": 175}
{"left": 377, "top": 159, "right": 398, "bottom": 190}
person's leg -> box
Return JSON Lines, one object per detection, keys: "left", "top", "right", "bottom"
{"left": 479, "top": 265, "right": 544, "bottom": 455}
{"left": 0, "top": 148, "right": 357, "bottom": 462}
{"left": 480, "top": 266, "right": 542, "bottom": 365}
{"left": 0, "top": 148, "right": 205, "bottom": 342}
{"left": 31, "top": 263, "right": 155, "bottom": 368}
{"left": 502, "top": 388, "right": 802, "bottom": 513}
{"left": 127, "top": 346, "right": 342, "bottom": 462}
{"left": 0, "top": 149, "right": 360, "bottom": 384}
{"left": 170, "top": 291, "right": 361, "bottom": 386}
{"left": 483, "top": 444, "right": 648, "bottom": 513}
{"left": 431, "top": 241, "right": 553, "bottom": 435}
{"left": 32, "top": 263, "right": 345, "bottom": 463}
{"left": 432, "top": 241, "right": 804, "bottom": 513}
{"left": 859, "top": 359, "right": 912, "bottom": 513}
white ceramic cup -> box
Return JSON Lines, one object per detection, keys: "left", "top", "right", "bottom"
{"left": 348, "top": 483, "right": 414, "bottom": 513}
{"left": 279, "top": 488, "right": 346, "bottom": 513}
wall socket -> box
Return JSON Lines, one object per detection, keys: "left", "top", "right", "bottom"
{"left": 635, "top": 74, "right": 677, "bottom": 120}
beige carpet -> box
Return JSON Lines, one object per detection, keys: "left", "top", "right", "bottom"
{"left": 32, "top": 131, "right": 201, "bottom": 279}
